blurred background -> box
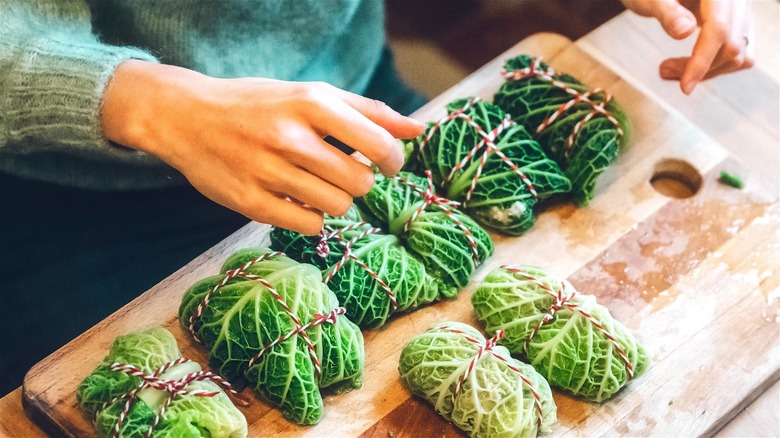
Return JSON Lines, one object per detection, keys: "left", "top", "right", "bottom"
{"left": 386, "top": 0, "right": 626, "bottom": 99}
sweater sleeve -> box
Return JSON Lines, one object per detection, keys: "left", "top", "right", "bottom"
{"left": 0, "top": 1, "right": 159, "bottom": 166}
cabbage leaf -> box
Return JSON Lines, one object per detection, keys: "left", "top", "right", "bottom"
{"left": 398, "top": 321, "right": 557, "bottom": 437}
{"left": 76, "top": 327, "right": 248, "bottom": 437}
{"left": 494, "top": 55, "right": 629, "bottom": 205}
{"left": 472, "top": 266, "right": 647, "bottom": 402}
{"left": 355, "top": 171, "right": 493, "bottom": 292}
{"left": 408, "top": 98, "right": 571, "bottom": 235}
{"left": 179, "top": 249, "right": 364, "bottom": 425}
{"left": 270, "top": 205, "right": 443, "bottom": 328}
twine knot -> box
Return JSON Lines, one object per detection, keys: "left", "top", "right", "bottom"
{"left": 105, "top": 358, "right": 246, "bottom": 438}
{"left": 315, "top": 307, "right": 346, "bottom": 326}
{"left": 502, "top": 266, "right": 635, "bottom": 380}
{"left": 435, "top": 325, "right": 543, "bottom": 428}
{"left": 317, "top": 223, "right": 398, "bottom": 311}
{"left": 394, "top": 170, "right": 481, "bottom": 264}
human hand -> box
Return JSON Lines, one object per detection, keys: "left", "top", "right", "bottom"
{"left": 621, "top": 0, "right": 754, "bottom": 94}
{"left": 101, "top": 60, "right": 425, "bottom": 234}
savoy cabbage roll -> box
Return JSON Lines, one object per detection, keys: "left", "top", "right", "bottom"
{"left": 405, "top": 97, "right": 571, "bottom": 235}
{"left": 399, "top": 321, "right": 557, "bottom": 437}
{"left": 270, "top": 205, "right": 443, "bottom": 328}
{"left": 494, "top": 55, "right": 629, "bottom": 205}
{"left": 472, "top": 265, "right": 648, "bottom": 402}
{"left": 76, "top": 327, "right": 247, "bottom": 438}
{"left": 356, "top": 171, "right": 493, "bottom": 293}
{"left": 179, "top": 248, "right": 364, "bottom": 425}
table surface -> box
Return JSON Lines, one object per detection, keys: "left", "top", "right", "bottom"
{"left": 577, "top": 4, "right": 779, "bottom": 437}
{"left": 1, "top": 4, "right": 778, "bottom": 437}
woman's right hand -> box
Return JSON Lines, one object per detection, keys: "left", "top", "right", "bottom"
{"left": 101, "top": 60, "right": 425, "bottom": 235}
{"left": 621, "top": 0, "right": 754, "bottom": 95}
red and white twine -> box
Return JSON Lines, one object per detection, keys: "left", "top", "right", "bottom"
{"left": 502, "top": 266, "right": 634, "bottom": 380}
{"left": 394, "top": 170, "right": 481, "bottom": 264}
{"left": 434, "top": 325, "right": 544, "bottom": 428}
{"left": 104, "top": 358, "right": 247, "bottom": 438}
{"left": 187, "top": 251, "right": 346, "bottom": 377}
{"left": 246, "top": 307, "right": 346, "bottom": 373}
{"left": 501, "top": 58, "right": 624, "bottom": 160}
{"left": 317, "top": 223, "right": 398, "bottom": 311}
{"left": 187, "top": 251, "right": 285, "bottom": 343}
{"left": 417, "top": 97, "right": 538, "bottom": 205}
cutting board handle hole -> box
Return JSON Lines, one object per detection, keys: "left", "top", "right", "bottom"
{"left": 650, "top": 158, "right": 702, "bottom": 198}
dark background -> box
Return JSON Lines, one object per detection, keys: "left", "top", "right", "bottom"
{"left": 388, "top": 0, "right": 625, "bottom": 69}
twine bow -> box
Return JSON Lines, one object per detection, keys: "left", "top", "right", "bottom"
{"left": 435, "top": 325, "right": 544, "bottom": 428}
{"left": 502, "top": 266, "right": 634, "bottom": 380}
{"left": 501, "top": 58, "right": 624, "bottom": 161}
{"left": 317, "top": 223, "right": 398, "bottom": 311}
{"left": 105, "top": 358, "right": 247, "bottom": 438}
{"left": 188, "top": 250, "right": 346, "bottom": 378}
{"left": 394, "top": 170, "right": 481, "bottom": 264}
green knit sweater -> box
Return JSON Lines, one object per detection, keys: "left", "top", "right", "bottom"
{"left": 0, "top": 0, "right": 385, "bottom": 189}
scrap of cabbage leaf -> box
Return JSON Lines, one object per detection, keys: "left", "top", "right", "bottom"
{"left": 76, "top": 327, "right": 247, "bottom": 438}
{"left": 356, "top": 171, "right": 494, "bottom": 293}
{"left": 179, "top": 249, "right": 364, "bottom": 425}
{"left": 472, "top": 266, "right": 648, "bottom": 402}
{"left": 494, "top": 55, "right": 629, "bottom": 205}
{"left": 408, "top": 98, "right": 571, "bottom": 235}
{"left": 270, "top": 205, "right": 443, "bottom": 328}
{"left": 398, "top": 321, "right": 557, "bottom": 437}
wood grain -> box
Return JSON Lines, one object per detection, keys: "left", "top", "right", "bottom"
{"left": 21, "top": 34, "right": 779, "bottom": 437}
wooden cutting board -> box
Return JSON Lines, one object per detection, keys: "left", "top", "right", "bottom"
{"left": 23, "top": 33, "right": 779, "bottom": 437}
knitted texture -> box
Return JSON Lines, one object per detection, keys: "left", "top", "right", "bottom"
{"left": 0, "top": 0, "right": 384, "bottom": 190}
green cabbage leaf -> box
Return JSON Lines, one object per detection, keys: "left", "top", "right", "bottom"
{"left": 493, "top": 55, "right": 629, "bottom": 205}
{"left": 355, "top": 171, "right": 494, "bottom": 292}
{"left": 472, "top": 266, "right": 648, "bottom": 402}
{"left": 179, "top": 249, "right": 364, "bottom": 425}
{"left": 398, "top": 321, "right": 556, "bottom": 437}
{"left": 270, "top": 205, "right": 443, "bottom": 328}
{"left": 408, "top": 98, "right": 571, "bottom": 235}
{"left": 76, "top": 327, "right": 248, "bottom": 438}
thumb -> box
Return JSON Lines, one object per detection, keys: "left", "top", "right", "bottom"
{"left": 623, "top": 0, "right": 697, "bottom": 39}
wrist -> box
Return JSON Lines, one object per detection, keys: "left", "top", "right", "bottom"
{"left": 100, "top": 60, "right": 207, "bottom": 161}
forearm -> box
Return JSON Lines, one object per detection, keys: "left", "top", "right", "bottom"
{"left": 0, "top": 2, "right": 158, "bottom": 160}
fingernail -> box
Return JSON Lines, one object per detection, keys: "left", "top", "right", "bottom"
{"left": 682, "top": 80, "right": 696, "bottom": 95}
{"left": 672, "top": 16, "right": 695, "bottom": 36}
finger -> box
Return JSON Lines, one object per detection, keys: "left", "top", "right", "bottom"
{"left": 663, "top": 43, "right": 752, "bottom": 84}
{"left": 700, "top": 51, "right": 753, "bottom": 80}
{"left": 256, "top": 156, "right": 353, "bottom": 217}
{"left": 285, "top": 132, "right": 376, "bottom": 197}
{"left": 680, "top": 25, "right": 724, "bottom": 94}
{"left": 622, "top": 0, "right": 697, "bottom": 38}
{"left": 702, "top": 0, "right": 749, "bottom": 73}
{"left": 659, "top": 57, "right": 687, "bottom": 80}
{"left": 326, "top": 86, "right": 426, "bottom": 139}
{"left": 656, "top": 0, "right": 699, "bottom": 39}
{"left": 239, "top": 187, "right": 325, "bottom": 235}
{"left": 299, "top": 86, "right": 406, "bottom": 176}
{"left": 681, "top": 0, "right": 753, "bottom": 93}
